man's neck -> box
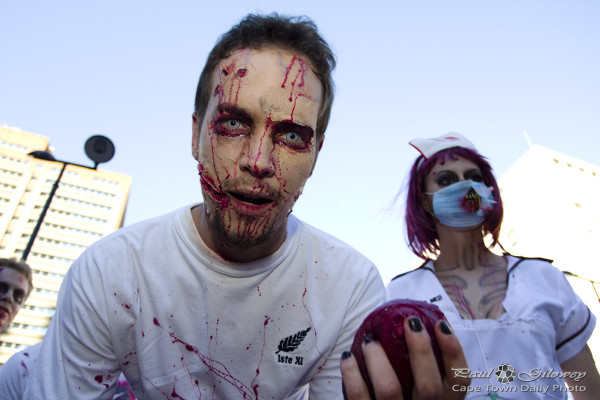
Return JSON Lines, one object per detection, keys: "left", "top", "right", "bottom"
{"left": 191, "top": 205, "right": 287, "bottom": 263}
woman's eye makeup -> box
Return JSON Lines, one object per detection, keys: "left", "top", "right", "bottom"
{"left": 435, "top": 172, "right": 458, "bottom": 186}
{"left": 434, "top": 169, "right": 484, "bottom": 186}
{"left": 465, "top": 171, "right": 484, "bottom": 182}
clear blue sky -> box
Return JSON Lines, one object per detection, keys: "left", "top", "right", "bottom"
{"left": 1, "top": 0, "right": 599, "bottom": 282}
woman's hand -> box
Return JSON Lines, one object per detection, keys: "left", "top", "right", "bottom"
{"left": 341, "top": 319, "right": 470, "bottom": 399}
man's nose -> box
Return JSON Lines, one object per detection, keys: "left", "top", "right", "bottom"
{"left": 1, "top": 289, "right": 13, "bottom": 304}
{"left": 240, "top": 132, "right": 276, "bottom": 178}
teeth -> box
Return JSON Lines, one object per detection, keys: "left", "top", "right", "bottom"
{"left": 463, "top": 188, "right": 481, "bottom": 212}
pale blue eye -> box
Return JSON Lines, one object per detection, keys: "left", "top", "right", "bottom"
{"left": 283, "top": 132, "right": 300, "bottom": 142}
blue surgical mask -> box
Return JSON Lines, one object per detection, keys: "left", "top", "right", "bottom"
{"left": 427, "top": 180, "right": 496, "bottom": 227}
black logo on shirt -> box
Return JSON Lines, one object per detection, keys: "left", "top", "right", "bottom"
{"left": 275, "top": 327, "right": 311, "bottom": 366}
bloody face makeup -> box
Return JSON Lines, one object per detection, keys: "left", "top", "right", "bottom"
{"left": 192, "top": 47, "right": 322, "bottom": 253}
{"left": 0, "top": 267, "right": 30, "bottom": 331}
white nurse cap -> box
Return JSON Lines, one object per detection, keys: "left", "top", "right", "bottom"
{"left": 409, "top": 132, "right": 477, "bottom": 160}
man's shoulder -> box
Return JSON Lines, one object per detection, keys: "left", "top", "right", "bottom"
{"left": 94, "top": 204, "right": 192, "bottom": 244}
{"left": 290, "top": 215, "right": 375, "bottom": 265}
{"left": 292, "top": 216, "right": 352, "bottom": 248}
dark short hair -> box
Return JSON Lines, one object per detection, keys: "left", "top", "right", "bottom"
{"left": 194, "top": 13, "right": 336, "bottom": 142}
{"left": 0, "top": 257, "right": 33, "bottom": 299}
{"left": 405, "top": 147, "right": 504, "bottom": 259}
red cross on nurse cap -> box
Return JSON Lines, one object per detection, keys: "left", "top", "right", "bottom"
{"left": 409, "top": 132, "right": 477, "bottom": 160}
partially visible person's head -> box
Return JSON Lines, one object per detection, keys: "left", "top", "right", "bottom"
{"left": 405, "top": 134, "right": 503, "bottom": 258}
{"left": 0, "top": 258, "right": 33, "bottom": 331}
{"left": 193, "top": 13, "right": 335, "bottom": 145}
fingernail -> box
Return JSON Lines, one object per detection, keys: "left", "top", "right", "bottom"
{"left": 440, "top": 320, "right": 453, "bottom": 335}
{"left": 341, "top": 351, "right": 352, "bottom": 360}
{"left": 408, "top": 317, "right": 423, "bottom": 332}
{"left": 363, "top": 334, "right": 374, "bottom": 344}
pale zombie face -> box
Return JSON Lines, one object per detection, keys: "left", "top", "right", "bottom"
{"left": 0, "top": 267, "right": 29, "bottom": 331}
{"left": 192, "top": 47, "right": 323, "bottom": 249}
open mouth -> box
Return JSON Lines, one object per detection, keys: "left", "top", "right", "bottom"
{"left": 230, "top": 192, "right": 273, "bottom": 206}
{"left": 462, "top": 188, "right": 481, "bottom": 213}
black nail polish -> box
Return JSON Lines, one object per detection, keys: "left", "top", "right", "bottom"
{"left": 408, "top": 317, "right": 423, "bottom": 332}
{"left": 440, "top": 320, "right": 453, "bottom": 335}
{"left": 363, "top": 334, "right": 374, "bottom": 344}
{"left": 341, "top": 351, "right": 352, "bottom": 359}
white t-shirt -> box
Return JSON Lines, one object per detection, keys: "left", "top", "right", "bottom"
{"left": 0, "top": 343, "right": 39, "bottom": 399}
{"left": 386, "top": 255, "right": 595, "bottom": 399}
{"left": 0, "top": 343, "right": 136, "bottom": 399}
{"left": 26, "top": 205, "right": 384, "bottom": 399}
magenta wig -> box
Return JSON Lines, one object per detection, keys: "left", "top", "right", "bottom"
{"left": 405, "top": 147, "right": 503, "bottom": 259}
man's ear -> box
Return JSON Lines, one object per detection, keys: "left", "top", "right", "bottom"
{"left": 192, "top": 113, "right": 200, "bottom": 161}
{"left": 309, "top": 137, "right": 325, "bottom": 176}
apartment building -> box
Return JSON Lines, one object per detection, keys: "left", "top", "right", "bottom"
{"left": 0, "top": 126, "right": 131, "bottom": 364}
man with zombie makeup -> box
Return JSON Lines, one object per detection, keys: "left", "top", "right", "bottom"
{"left": 26, "top": 14, "right": 467, "bottom": 400}
{"left": 0, "top": 257, "right": 32, "bottom": 333}
{"left": 387, "top": 133, "right": 600, "bottom": 398}
{"left": 0, "top": 258, "right": 33, "bottom": 396}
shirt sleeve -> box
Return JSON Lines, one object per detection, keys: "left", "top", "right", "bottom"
{"left": 26, "top": 251, "right": 121, "bottom": 399}
{"left": 307, "top": 263, "right": 385, "bottom": 399}
{"left": 0, "top": 347, "right": 30, "bottom": 399}
{"left": 552, "top": 267, "right": 596, "bottom": 364}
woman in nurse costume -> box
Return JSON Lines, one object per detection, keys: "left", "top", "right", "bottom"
{"left": 387, "top": 133, "right": 600, "bottom": 399}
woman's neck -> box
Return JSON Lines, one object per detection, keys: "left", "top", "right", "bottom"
{"left": 435, "top": 224, "right": 496, "bottom": 270}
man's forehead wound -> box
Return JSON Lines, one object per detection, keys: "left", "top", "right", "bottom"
{"left": 220, "top": 64, "right": 248, "bottom": 78}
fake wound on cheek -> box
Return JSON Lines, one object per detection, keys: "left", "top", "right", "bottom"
{"left": 197, "top": 163, "right": 229, "bottom": 208}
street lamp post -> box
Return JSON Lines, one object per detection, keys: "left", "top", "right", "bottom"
{"left": 20, "top": 135, "right": 115, "bottom": 262}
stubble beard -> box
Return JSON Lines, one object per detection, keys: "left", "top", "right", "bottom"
{"left": 204, "top": 203, "right": 287, "bottom": 249}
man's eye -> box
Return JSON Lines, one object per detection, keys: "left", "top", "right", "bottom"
{"left": 282, "top": 132, "right": 301, "bottom": 143}
{"left": 214, "top": 119, "right": 248, "bottom": 136}
{"left": 226, "top": 120, "right": 241, "bottom": 129}
{"left": 277, "top": 132, "right": 309, "bottom": 150}
{"left": 14, "top": 290, "right": 24, "bottom": 304}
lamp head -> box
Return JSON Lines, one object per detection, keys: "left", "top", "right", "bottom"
{"left": 84, "top": 135, "right": 115, "bottom": 168}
